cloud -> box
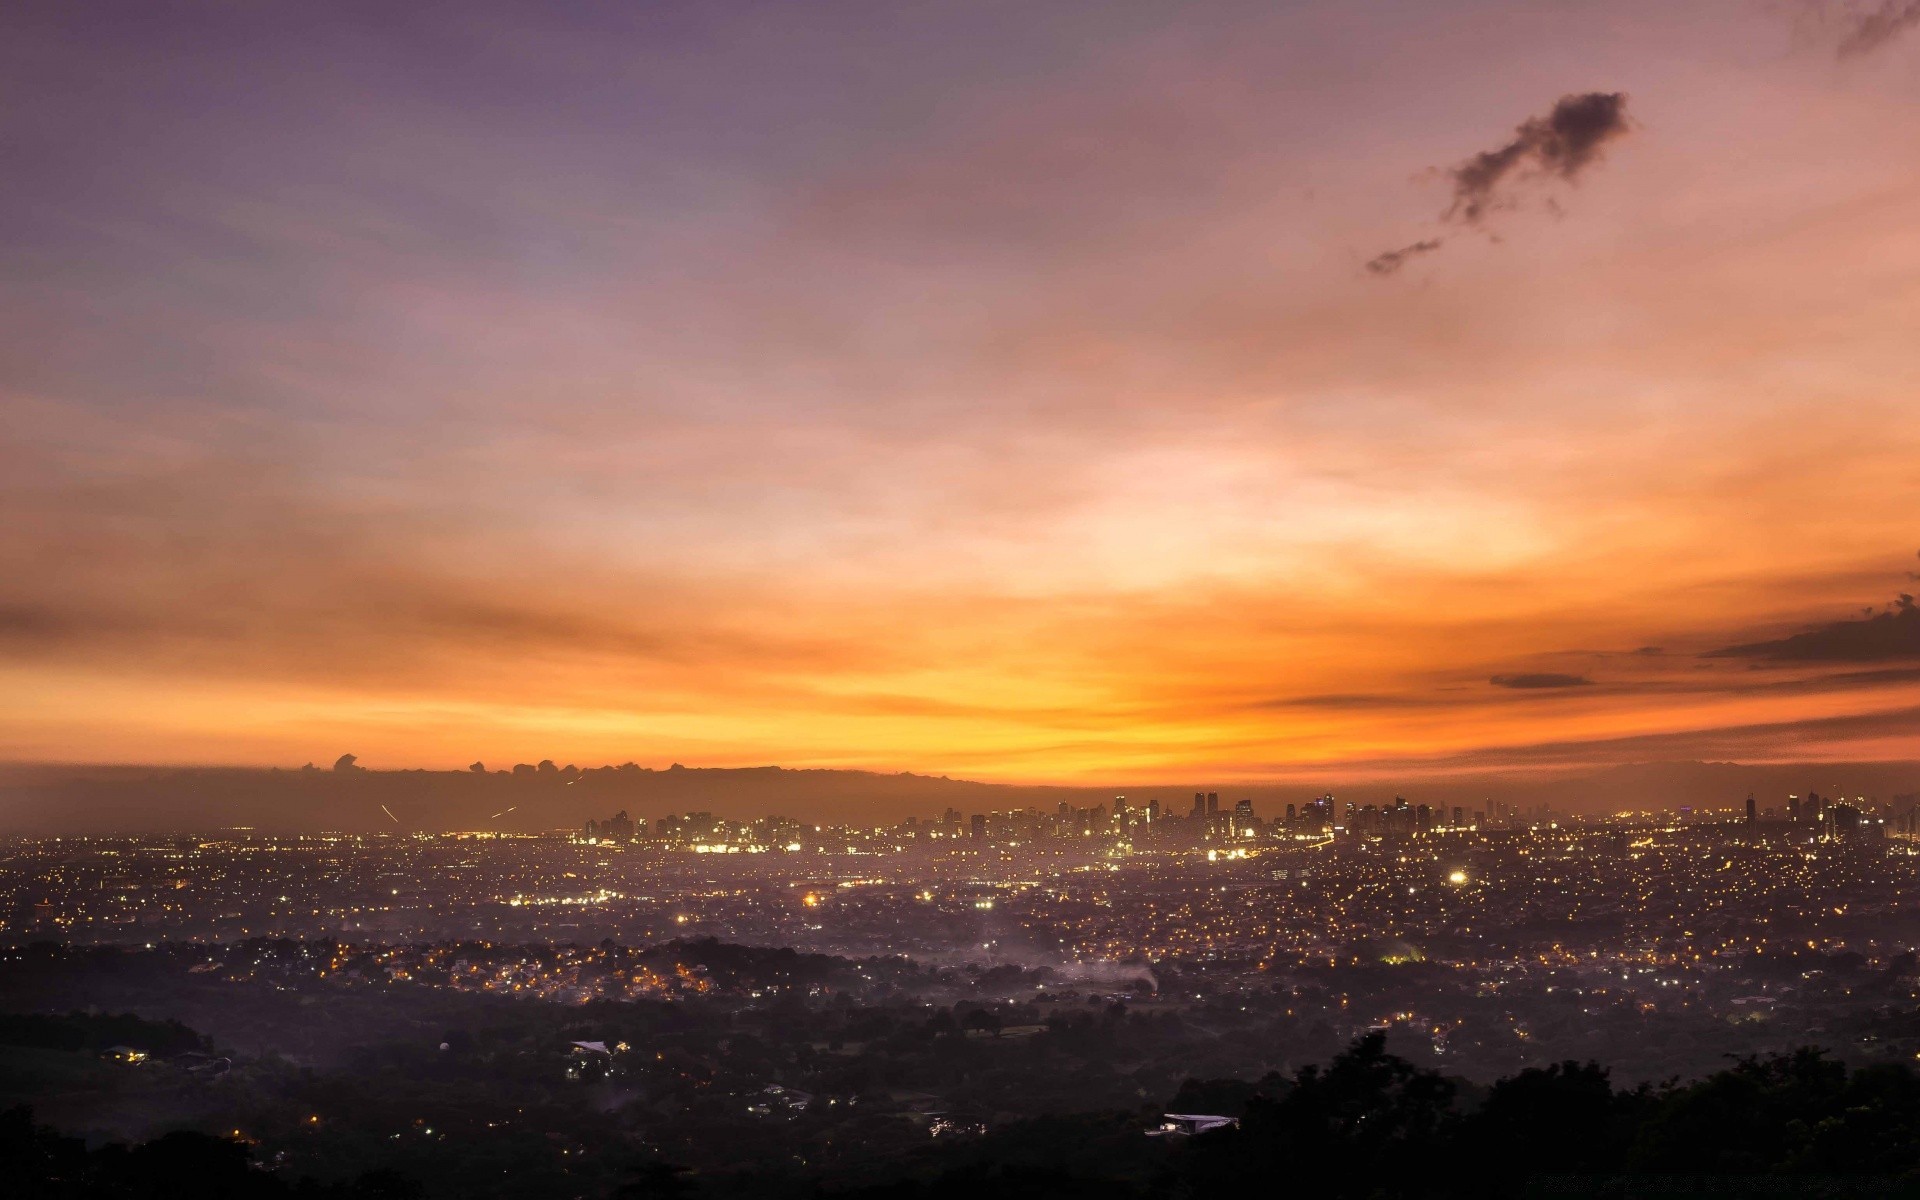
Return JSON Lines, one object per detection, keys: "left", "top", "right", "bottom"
{"left": 1834, "top": 1, "right": 1920, "bottom": 57}
{"left": 1368, "top": 92, "right": 1630, "bottom": 276}
{"left": 1446, "top": 92, "right": 1632, "bottom": 225}
{"left": 1708, "top": 593, "right": 1920, "bottom": 662}
{"left": 1328, "top": 702, "right": 1920, "bottom": 773}
{"left": 1263, "top": 693, "right": 1431, "bottom": 710}
{"left": 1490, "top": 673, "right": 1594, "bottom": 689}
{"left": 1365, "top": 238, "right": 1444, "bottom": 276}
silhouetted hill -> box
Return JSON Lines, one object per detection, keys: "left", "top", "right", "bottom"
{"left": 0, "top": 762, "right": 1090, "bottom": 834}
{"left": 0, "top": 758, "right": 1914, "bottom": 834}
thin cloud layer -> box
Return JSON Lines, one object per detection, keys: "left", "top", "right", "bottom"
{"left": 1490, "top": 673, "right": 1595, "bottom": 689}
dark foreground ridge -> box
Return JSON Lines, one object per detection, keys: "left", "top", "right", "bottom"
{"left": 11, "top": 937, "right": 1920, "bottom": 1200}
{"left": 13, "top": 1034, "right": 1920, "bottom": 1199}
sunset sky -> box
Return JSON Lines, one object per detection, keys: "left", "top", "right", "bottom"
{"left": 3, "top": 1, "right": 1918, "bottom": 782}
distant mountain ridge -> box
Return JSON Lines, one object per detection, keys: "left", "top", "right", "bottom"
{"left": 0, "top": 758, "right": 1915, "bottom": 834}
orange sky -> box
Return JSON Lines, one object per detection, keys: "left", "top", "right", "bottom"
{"left": 2, "top": 1, "right": 1918, "bottom": 782}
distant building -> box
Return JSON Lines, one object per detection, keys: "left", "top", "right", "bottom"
{"left": 583, "top": 809, "right": 638, "bottom": 842}
{"left": 1233, "top": 798, "right": 1256, "bottom": 838}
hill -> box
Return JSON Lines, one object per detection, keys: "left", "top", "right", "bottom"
{"left": 0, "top": 758, "right": 1914, "bottom": 834}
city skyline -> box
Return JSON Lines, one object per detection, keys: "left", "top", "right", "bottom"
{"left": 6, "top": 2, "right": 1920, "bottom": 787}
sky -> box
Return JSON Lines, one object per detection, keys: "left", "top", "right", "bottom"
{"left": 2, "top": 0, "right": 1918, "bottom": 783}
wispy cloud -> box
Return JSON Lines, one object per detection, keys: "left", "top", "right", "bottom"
{"left": 1490, "top": 673, "right": 1594, "bottom": 689}
{"left": 1365, "top": 239, "right": 1444, "bottom": 275}
{"left": 1834, "top": 1, "right": 1920, "bottom": 57}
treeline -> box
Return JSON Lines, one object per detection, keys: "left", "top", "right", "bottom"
{"left": 819, "top": 1034, "right": 1920, "bottom": 1200}
{"left": 0, "top": 1012, "right": 206, "bottom": 1058}
{"left": 3, "top": 1108, "right": 419, "bottom": 1200}
{"left": 14, "top": 1034, "right": 1920, "bottom": 1198}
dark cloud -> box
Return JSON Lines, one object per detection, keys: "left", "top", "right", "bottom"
{"left": 1834, "top": 1, "right": 1920, "bottom": 57}
{"left": 1708, "top": 593, "right": 1920, "bottom": 662}
{"left": 1368, "top": 92, "right": 1630, "bottom": 277}
{"left": 1447, "top": 92, "right": 1632, "bottom": 225}
{"left": 1331, "top": 702, "right": 1920, "bottom": 773}
{"left": 1490, "top": 673, "right": 1594, "bottom": 689}
{"left": 1365, "top": 238, "right": 1444, "bottom": 276}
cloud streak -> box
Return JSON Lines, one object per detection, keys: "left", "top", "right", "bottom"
{"left": 1365, "top": 238, "right": 1444, "bottom": 275}
{"left": 1490, "top": 673, "right": 1594, "bottom": 689}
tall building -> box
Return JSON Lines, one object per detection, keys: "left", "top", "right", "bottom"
{"left": 587, "top": 811, "right": 637, "bottom": 841}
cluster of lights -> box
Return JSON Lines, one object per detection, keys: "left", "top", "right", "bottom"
{"left": 504, "top": 889, "right": 620, "bottom": 907}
